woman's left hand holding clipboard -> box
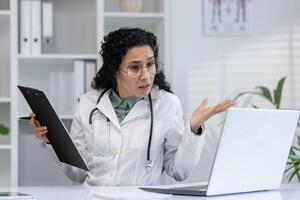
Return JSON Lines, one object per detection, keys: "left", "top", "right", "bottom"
{"left": 29, "top": 113, "right": 49, "bottom": 143}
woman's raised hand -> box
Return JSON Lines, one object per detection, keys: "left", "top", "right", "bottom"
{"left": 190, "top": 98, "right": 234, "bottom": 133}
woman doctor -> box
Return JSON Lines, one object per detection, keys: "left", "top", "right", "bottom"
{"left": 30, "top": 27, "right": 234, "bottom": 186}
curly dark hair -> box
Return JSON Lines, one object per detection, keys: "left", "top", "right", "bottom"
{"left": 92, "top": 27, "right": 172, "bottom": 93}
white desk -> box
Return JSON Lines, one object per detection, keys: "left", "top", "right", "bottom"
{"left": 0, "top": 184, "right": 299, "bottom": 200}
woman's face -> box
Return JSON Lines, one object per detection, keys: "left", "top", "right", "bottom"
{"left": 115, "top": 45, "right": 156, "bottom": 99}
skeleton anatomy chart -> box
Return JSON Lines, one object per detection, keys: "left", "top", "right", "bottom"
{"left": 204, "top": 0, "right": 253, "bottom": 36}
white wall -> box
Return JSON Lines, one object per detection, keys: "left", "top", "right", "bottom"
{"left": 162, "top": 0, "right": 300, "bottom": 184}
{"left": 171, "top": 0, "right": 300, "bottom": 109}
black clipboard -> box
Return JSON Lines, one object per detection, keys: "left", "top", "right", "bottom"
{"left": 18, "top": 85, "right": 89, "bottom": 171}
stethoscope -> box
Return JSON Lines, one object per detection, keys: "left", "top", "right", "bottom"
{"left": 88, "top": 88, "right": 154, "bottom": 172}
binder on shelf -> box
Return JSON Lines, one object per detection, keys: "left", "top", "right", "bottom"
{"left": 20, "top": 0, "right": 32, "bottom": 55}
{"left": 85, "top": 61, "right": 97, "bottom": 92}
{"left": 31, "top": 0, "right": 42, "bottom": 55}
{"left": 49, "top": 71, "right": 74, "bottom": 115}
{"left": 42, "top": 1, "right": 54, "bottom": 53}
{"left": 60, "top": 71, "right": 74, "bottom": 114}
{"left": 73, "top": 60, "right": 85, "bottom": 106}
{"left": 49, "top": 71, "right": 60, "bottom": 113}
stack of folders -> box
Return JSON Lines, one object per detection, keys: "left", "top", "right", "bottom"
{"left": 20, "top": 0, "right": 54, "bottom": 55}
{"left": 74, "top": 60, "right": 98, "bottom": 103}
{"left": 48, "top": 60, "right": 97, "bottom": 115}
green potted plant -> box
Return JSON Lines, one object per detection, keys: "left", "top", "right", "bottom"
{"left": 233, "top": 77, "right": 300, "bottom": 182}
{"left": 0, "top": 123, "right": 9, "bottom": 135}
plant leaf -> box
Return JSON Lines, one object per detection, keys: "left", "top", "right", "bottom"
{"left": 285, "top": 165, "right": 295, "bottom": 173}
{"left": 233, "top": 91, "right": 260, "bottom": 101}
{"left": 288, "top": 167, "right": 300, "bottom": 182}
{"left": 0, "top": 124, "right": 10, "bottom": 135}
{"left": 285, "top": 166, "right": 296, "bottom": 180}
{"left": 289, "top": 160, "right": 300, "bottom": 165}
{"left": 291, "top": 146, "right": 300, "bottom": 152}
{"left": 255, "top": 86, "right": 273, "bottom": 103}
{"left": 274, "top": 77, "right": 286, "bottom": 109}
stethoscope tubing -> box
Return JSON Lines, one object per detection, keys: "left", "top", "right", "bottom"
{"left": 88, "top": 88, "right": 154, "bottom": 170}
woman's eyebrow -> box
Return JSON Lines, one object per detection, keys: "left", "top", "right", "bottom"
{"left": 128, "top": 60, "right": 142, "bottom": 65}
{"left": 128, "top": 57, "right": 155, "bottom": 64}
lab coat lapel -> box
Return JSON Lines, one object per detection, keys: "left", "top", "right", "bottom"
{"left": 122, "top": 99, "right": 148, "bottom": 124}
{"left": 121, "top": 87, "right": 161, "bottom": 124}
{"left": 96, "top": 90, "right": 121, "bottom": 130}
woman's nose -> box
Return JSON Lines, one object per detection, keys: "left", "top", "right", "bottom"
{"left": 140, "top": 67, "right": 151, "bottom": 80}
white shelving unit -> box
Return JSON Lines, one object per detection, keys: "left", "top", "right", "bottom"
{"left": 0, "top": 10, "right": 10, "bottom": 15}
{"left": 0, "top": 98, "right": 11, "bottom": 103}
{"left": 0, "top": 144, "right": 11, "bottom": 150}
{"left": 18, "top": 54, "right": 99, "bottom": 60}
{"left": 5, "top": 0, "right": 170, "bottom": 186}
{"left": 0, "top": 0, "right": 12, "bottom": 187}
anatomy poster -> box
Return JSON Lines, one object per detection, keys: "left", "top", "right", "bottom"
{"left": 204, "top": 0, "right": 253, "bottom": 36}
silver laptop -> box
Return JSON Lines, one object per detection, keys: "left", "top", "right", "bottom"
{"left": 140, "top": 107, "right": 300, "bottom": 196}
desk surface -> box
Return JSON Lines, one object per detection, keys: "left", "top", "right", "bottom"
{"left": 0, "top": 184, "right": 299, "bottom": 200}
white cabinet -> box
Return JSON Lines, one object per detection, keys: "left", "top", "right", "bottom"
{"left": 4, "top": 0, "right": 170, "bottom": 186}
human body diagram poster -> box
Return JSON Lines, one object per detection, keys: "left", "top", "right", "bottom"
{"left": 204, "top": 0, "right": 253, "bottom": 36}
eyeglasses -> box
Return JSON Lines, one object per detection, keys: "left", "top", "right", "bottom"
{"left": 120, "top": 59, "right": 164, "bottom": 79}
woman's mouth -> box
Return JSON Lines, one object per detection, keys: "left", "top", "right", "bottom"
{"left": 136, "top": 84, "right": 152, "bottom": 96}
{"left": 138, "top": 84, "right": 150, "bottom": 89}
{"left": 138, "top": 84, "right": 151, "bottom": 91}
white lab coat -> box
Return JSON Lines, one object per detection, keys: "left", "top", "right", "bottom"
{"left": 47, "top": 86, "right": 205, "bottom": 186}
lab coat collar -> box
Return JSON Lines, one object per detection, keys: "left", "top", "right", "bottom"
{"left": 96, "top": 89, "right": 121, "bottom": 130}
{"left": 95, "top": 86, "right": 162, "bottom": 128}
{"left": 149, "top": 85, "right": 162, "bottom": 100}
{"left": 121, "top": 86, "right": 161, "bottom": 124}
{"left": 121, "top": 98, "right": 148, "bottom": 124}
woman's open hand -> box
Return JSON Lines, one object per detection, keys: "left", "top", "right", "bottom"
{"left": 190, "top": 98, "right": 234, "bottom": 133}
{"left": 29, "top": 113, "right": 49, "bottom": 143}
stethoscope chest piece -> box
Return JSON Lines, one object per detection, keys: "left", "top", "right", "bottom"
{"left": 145, "top": 160, "right": 154, "bottom": 173}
